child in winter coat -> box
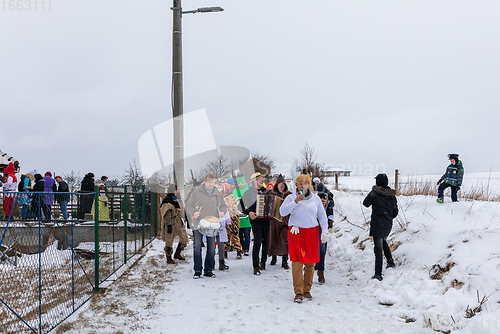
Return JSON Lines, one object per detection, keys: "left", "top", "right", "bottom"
{"left": 363, "top": 173, "right": 398, "bottom": 281}
{"left": 437, "top": 154, "right": 464, "bottom": 203}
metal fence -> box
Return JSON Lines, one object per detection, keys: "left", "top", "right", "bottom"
{"left": 0, "top": 185, "right": 159, "bottom": 334}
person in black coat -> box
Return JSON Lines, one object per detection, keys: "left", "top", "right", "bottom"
{"left": 240, "top": 172, "right": 271, "bottom": 275}
{"left": 78, "top": 173, "right": 95, "bottom": 219}
{"left": 362, "top": 173, "right": 398, "bottom": 281}
{"left": 31, "top": 174, "right": 51, "bottom": 220}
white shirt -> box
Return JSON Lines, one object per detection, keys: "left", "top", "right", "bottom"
{"left": 280, "top": 192, "right": 328, "bottom": 231}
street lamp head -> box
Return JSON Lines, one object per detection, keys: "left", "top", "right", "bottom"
{"left": 198, "top": 7, "right": 224, "bottom": 13}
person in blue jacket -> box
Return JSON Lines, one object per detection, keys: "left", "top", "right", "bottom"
{"left": 436, "top": 154, "right": 464, "bottom": 203}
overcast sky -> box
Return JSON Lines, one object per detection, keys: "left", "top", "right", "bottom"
{"left": 1, "top": 0, "right": 499, "bottom": 179}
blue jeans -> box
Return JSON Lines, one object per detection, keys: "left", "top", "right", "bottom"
{"left": 239, "top": 227, "right": 251, "bottom": 252}
{"left": 438, "top": 183, "right": 458, "bottom": 202}
{"left": 59, "top": 201, "right": 68, "bottom": 220}
{"left": 22, "top": 204, "right": 28, "bottom": 219}
{"left": 193, "top": 229, "right": 215, "bottom": 274}
{"left": 316, "top": 226, "right": 326, "bottom": 271}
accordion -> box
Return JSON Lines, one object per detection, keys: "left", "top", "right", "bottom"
{"left": 256, "top": 194, "right": 284, "bottom": 221}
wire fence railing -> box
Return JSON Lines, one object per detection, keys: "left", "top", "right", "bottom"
{"left": 0, "top": 185, "right": 159, "bottom": 334}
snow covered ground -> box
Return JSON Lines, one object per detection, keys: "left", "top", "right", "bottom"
{"left": 58, "top": 183, "right": 500, "bottom": 334}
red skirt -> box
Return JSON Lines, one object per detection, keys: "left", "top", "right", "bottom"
{"left": 288, "top": 225, "right": 319, "bottom": 264}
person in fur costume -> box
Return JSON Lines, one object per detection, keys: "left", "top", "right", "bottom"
{"left": 363, "top": 173, "right": 398, "bottom": 281}
{"left": 160, "top": 184, "right": 188, "bottom": 264}
{"left": 280, "top": 174, "right": 328, "bottom": 303}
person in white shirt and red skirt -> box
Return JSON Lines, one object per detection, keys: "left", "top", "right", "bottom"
{"left": 280, "top": 174, "right": 328, "bottom": 303}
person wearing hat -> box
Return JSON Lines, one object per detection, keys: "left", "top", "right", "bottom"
{"left": 31, "top": 173, "right": 51, "bottom": 220}
{"left": 161, "top": 184, "right": 188, "bottom": 264}
{"left": 2, "top": 162, "right": 17, "bottom": 218}
{"left": 269, "top": 174, "right": 292, "bottom": 269}
{"left": 185, "top": 173, "right": 227, "bottom": 279}
{"left": 54, "top": 176, "right": 70, "bottom": 220}
{"left": 436, "top": 154, "right": 464, "bottom": 203}
{"left": 241, "top": 172, "right": 271, "bottom": 275}
{"left": 234, "top": 175, "right": 251, "bottom": 256}
{"left": 42, "top": 172, "right": 56, "bottom": 219}
{"left": 363, "top": 173, "right": 398, "bottom": 281}
{"left": 280, "top": 174, "right": 328, "bottom": 302}
{"left": 312, "top": 177, "right": 335, "bottom": 228}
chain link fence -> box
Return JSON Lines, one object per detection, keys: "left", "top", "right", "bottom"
{"left": 0, "top": 184, "right": 160, "bottom": 334}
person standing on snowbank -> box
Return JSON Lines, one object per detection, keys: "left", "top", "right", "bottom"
{"left": 362, "top": 173, "right": 398, "bottom": 281}
{"left": 436, "top": 154, "right": 464, "bottom": 203}
{"left": 280, "top": 174, "right": 328, "bottom": 303}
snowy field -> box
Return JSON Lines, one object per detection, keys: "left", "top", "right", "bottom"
{"left": 58, "top": 184, "right": 500, "bottom": 334}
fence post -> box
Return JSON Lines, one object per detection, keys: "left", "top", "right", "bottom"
{"left": 38, "top": 194, "right": 42, "bottom": 334}
{"left": 142, "top": 185, "right": 146, "bottom": 248}
{"left": 94, "top": 186, "right": 100, "bottom": 293}
{"left": 154, "top": 185, "right": 158, "bottom": 238}
{"left": 335, "top": 173, "right": 339, "bottom": 190}
{"left": 395, "top": 169, "right": 399, "bottom": 196}
{"left": 124, "top": 186, "right": 128, "bottom": 264}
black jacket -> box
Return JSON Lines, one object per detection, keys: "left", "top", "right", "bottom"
{"left": 313, "top": 182, "right": 335, "bottom": 212}
{"left": 56, "top": 180, "right": 70, "bottom": 202}
{"left": 241, "top": 186, "right": 270, "bottom": 224}
{"left": 363, "top": 186, "right": 398, "bottom": 238}
{"left": 80, "top": 176, "right": 95, "bottom": 193}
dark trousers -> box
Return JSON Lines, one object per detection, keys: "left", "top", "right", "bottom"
{"left": 438, "top": 183, "right": 458, "bottom": 202}
{"left": 373, "top": 237, "right": 394, "bottom": 276}
{"left": 316, "top": 226, "right": 326, "bottom": 271}
{"left": 251, "top": 222, "right": 270, "bottom": 269}
{"left": 239, "top": 227, "right": 251, "bottom": 252}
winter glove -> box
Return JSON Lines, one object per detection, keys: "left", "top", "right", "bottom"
{"left": 167, "top": 225, "right": 173, "bottom": 234}
{"left": 456, "top": 186, "right": 460, "bottom": 191}
{"left": 321, "top": 232, "right": 328, "bottom": 244}
{"left": 290, "top": 226, "right": 299, "bottom": 235}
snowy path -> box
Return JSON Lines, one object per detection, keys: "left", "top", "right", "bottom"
{"left": 60, "top": 192, "right": 500, "bottom": 334}
{"left": 62, "top": 239, "right": 436, "bottom": 334}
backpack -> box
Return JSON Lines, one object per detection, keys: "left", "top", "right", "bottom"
{"left": 18, "top": 175, "right": 26, "bottom": 192}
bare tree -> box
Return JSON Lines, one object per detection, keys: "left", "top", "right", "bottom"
{"left": 122, "top": 160, "right": 145, "bottom": 191}
{"left": 62, "top": 170, "right": 81, "bottom": 193}
{"left": 197, "top": 154, "right": 230, "bottom": 184}
{"left": 294, "top": 143, "right": 325, "bottom": 179}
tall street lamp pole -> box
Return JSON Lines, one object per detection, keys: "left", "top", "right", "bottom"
{"left": 171, "top": 0, "right": 223, "bottom": 198}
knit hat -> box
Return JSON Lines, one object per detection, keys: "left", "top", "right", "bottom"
{"left": 45, "top": 171, "right": 52, "bottom": 177}
{"left": 226, "top": 178, "right": 235, "bottom": 186}
{"left": 294, "top": 174, "right": 314, "bottom": 192}
{"left": 34, "top": 174, "right": 43, "bottom": 181}
{"left": 29, "top": 169, "right": 37, "bottom": 175}
{"left": 167, "top": 183, "right": 177, "bottom": 195}
{"left": 312, "top": 177, "right": 321, "bottom": 183}
{"left": 222, "top": 183, "right": 231, "bottom": 192}
{"left": 4, "top": 162, "right": 15, "bottom": 175}
{"left": 266, "top": 183, "right": 274, "bottom": 190}
{"left": 375, "top": 173, "right": 389, "bottom": 187}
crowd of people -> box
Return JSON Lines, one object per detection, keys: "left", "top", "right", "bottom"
{"left": 0, "top": 162, "right": 108, "bottom": 222}
{"left": 160, "top": 169, "right": 342, "bottom": 303}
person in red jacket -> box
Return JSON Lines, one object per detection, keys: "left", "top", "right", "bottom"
{"left": 2, "top": 162, "right": 18, "bottom": 218}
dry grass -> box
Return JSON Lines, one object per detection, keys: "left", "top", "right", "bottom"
{"left": 398, "top": 176, "right": 500, "bottom": 202}
{"left": 429, "top": 262, "right": 456, "bottom": 280}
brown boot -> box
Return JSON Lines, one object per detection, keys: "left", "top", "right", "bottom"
{"left": 254, "top": 268, "right": 261, "bottom": 275}
{"left": 303, "top": 292, "right": 313, "bottom": 300}
{"left": 173, "top": 244, "right": 186, "bottom": 260}
{"left": 165, "top": 247, "right": 175, "bottom": 264}
{"left": 166, "top": 254, "right": 176, "bottom": 264}
{"left": 294, "top": 294, "right": 303, "bottom": 303}
{"left": 318, "top": 270, "right": 325, "bottom": 284}
{"left": 259, "top": 261, "right": 266, "bottom": 270}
